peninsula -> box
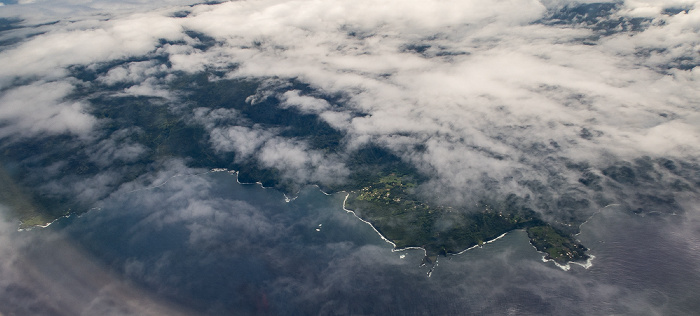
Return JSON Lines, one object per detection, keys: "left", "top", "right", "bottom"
{"left": 344, "top": 173, "right": 589, "bottom": 264}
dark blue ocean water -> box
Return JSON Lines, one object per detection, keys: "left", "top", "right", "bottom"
{"left": 33, "top": 171, "right": 700, "bottom": 315}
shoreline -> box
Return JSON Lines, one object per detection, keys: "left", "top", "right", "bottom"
{"left": 342, "top": 193, "right": 523, "bottom": 259}
{"left": 17, "top": 213, "right": 72, "bottom": 232}
{"left": 541, "top": 254, "right": 596, "bottom": 271}
{"left": 452, "top": 232, "right": 509, "bottom": 255}
{"left": 19, "top": 167, "right": 597, "bottom": 272}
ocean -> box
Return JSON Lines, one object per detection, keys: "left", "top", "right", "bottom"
{"left": 24, "top": 170, "right": 700, "bottom": 315}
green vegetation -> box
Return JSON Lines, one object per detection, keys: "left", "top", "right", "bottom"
{"left": 345, "top": 173, "right": 589, "bottom": 264}
{"left": 0, "top": 71, "right": 590, "bottom": 265}
{"left": 17, "top": 214, "right": 56, "bottom": 229}
{"left": 527, "top": 226, "right": 588, "bottom": 263}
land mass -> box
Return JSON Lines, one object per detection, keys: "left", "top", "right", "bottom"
{"left": 1, "top": 75, "right": 590, "bottom": 265}
{"left": 344, "top": 173, "right": 589, "bottom": 265}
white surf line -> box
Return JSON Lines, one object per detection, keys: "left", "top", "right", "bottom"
{"left": 485, "top": 232, "right": 508, "bottom": 244}
{"left": 284, "top": 184, "right": 331, "bottom": 203}
{"left": 560, "top": 204, "right": 622, "bottom": 270}
{"left": 20, "top": 167, "right": 294, "bottom": 231}
{"left": 452, "top": 232, "right": 509, "bottom": 256}
{"left": 541, "top": 254, "right": 597, "bottom": 271}
{"left": 427, "top": 260, "right": 438, "bottom": 277}
{"left": 313, "top": 184, "right": 333, "bottom": 196}
{"left": 17, "top": 213, "right": 73, "bottom": 232}
{"left": 526, "top": 232, "right": 597, "bottom": 271}
{"left": 535, "top": 203, "right": 623, "bottom": 270}
{"left": 341, "top": 193, "right": 398, "bottom": 248}
{"left": 217, "top": 168, "right": 302, "bottom": 202}
{"left": 283, "top": 194, "right": 297, "bottom": 203}
{"left": 285, "top": 183, "right": 333, "bottom": 203}
{"left": 340, "top": 192, "right": 516, "bottom": 263}
{"left": 341, "top": 193, "right": 428, "bottom": 257}
{"left": 191, "top": 168, "right": 309, "bottom": 200}
{"left": 214, "top": 173, "right": 431, "bottom": 259}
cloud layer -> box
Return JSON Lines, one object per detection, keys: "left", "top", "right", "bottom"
{"left": 1, "top": 0, "right": 700, "bottom": 314}
{"left": 2, "top": 0, "right": 698, "bottom": 207}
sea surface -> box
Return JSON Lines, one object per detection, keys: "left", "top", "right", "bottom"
{"left": 18, "top": 171, "right": 700, "bottom": 315}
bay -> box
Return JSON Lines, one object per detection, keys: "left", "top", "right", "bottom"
{"left": 31, "top": 171, "right": 700, "bottom": 315}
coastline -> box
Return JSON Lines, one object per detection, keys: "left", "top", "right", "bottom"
{"left": 17, "top": 213, "right": 72, "bottom": 232}
{"left": 342, "top": 193, "right": 526, "bottom": 259}
{"left": 540, "top": 253, "right": 596, "bottom": 271}
{"left": 452, "top": 232, "right": 509, "bottom": 256}
{"left": 534, "top": 204, "right": 625, "bottom": 271}
{"left": 342, "top": 190, "right": 596, "bottom": 271}
{"left": 17, "top": 166, "right": 597, "bottom": 272}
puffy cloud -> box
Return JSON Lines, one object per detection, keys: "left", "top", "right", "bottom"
{"left": 192, "top": 104, "right": 350, "bottom": 185}
{"left": 0, "top": 0, "right": 696, "bottom": 221}
{"left": 620, "top": 0, "right": 697, "bottom": 17}
{"left": 97, "top": 60, "right": 166, "bottom": 85}
{"left": 279, "top": 90, "right": 331, "bottom": 114}
{"left": 209, "top": 125, "right": 273, "bottom": 159}
{"left": 169, "top": 0, "right": 700, "bottom": 207}
{"left": 0, "top": 80, "right": 95, "bottom": 139}
{"left": 191, "top": 107, "right": 273, "bottom": 159}
{"left": 257, "top": 137, "right": 349, "bottom": 185}
{"left": 0, "top": 0, "right": 688, "bottom": 211}
{"left": 0, "top": 12, "right": 185, "bottom": 86}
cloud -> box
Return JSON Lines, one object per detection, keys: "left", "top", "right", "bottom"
{"left": 191, "top": 104, "right": 350, "bottom": 186}
{"left": 257, "top": 137, "right": 349, "bottom": 185}
{"left": 602, "top": 6, "right": 700, "bottom": 71}
{"left": 175, "top": 0, "right": 699, "bottom": 213}
{"left": 279, "top": 90, "right": 331, "bottom": 114}
{"left": 209, "top": 125, "right": 273, "bottom": 159}
{"left": 0, "top": 0, "right": 695, "bottom": 218}
{"left": 87, "top": 128, "right": 148, "bottom": 167}
{"left": 97, "top": 60, "right": 166, "bottom": 85}
{"left": 620, "top": 0, "right": 697, "bottom": 17}
{"left": 0, "top": 12, "right": 185, "bottom": 86}
{"left": 104, "top": 167, "right": 285, "bottom": 250}
{"left": 0, "top": 80, "right": 95, "bottom": 139}
{"left": 1, "top": 1, "right": 700, "bottom": 313}
{"left": 4, "top": 163, "right": 696, "bottom": 315}
{"left": 0, "top": 0, "right": 201, "bottom": 26}
{"left": 38, "top": 170, "right": 124, "bottom": 206}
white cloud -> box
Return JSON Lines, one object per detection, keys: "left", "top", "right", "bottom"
{"left": 120, "top": 79, "right": 173, "bottom": 98}
{"left": 280, "top": 90, "right": 331, "bottom": 114}
{"left": 209, "top": 125, "right": 273, "bottom": 159}
{"left": 0, "top": 80, "right": 95, "bottom": 139}
{"left": 88, "top": 128, "right": 147, "bottom": 167}
{"left": 257, "top": 137, "right": 349, "bottom": 185}
{"left": 177, "top": 1, "right": 698, "bottom": 162}
{"left": 98, "top": 60, "right": 165, "bottom": 85}
{"left": 1, "top": 0, "right": 699, "bottom": 212}
{"left": 0, "top": 12, "right": 185, "bottom": 87}
{"left": 621, "top": 0, "right": 697, "bottom": 17}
